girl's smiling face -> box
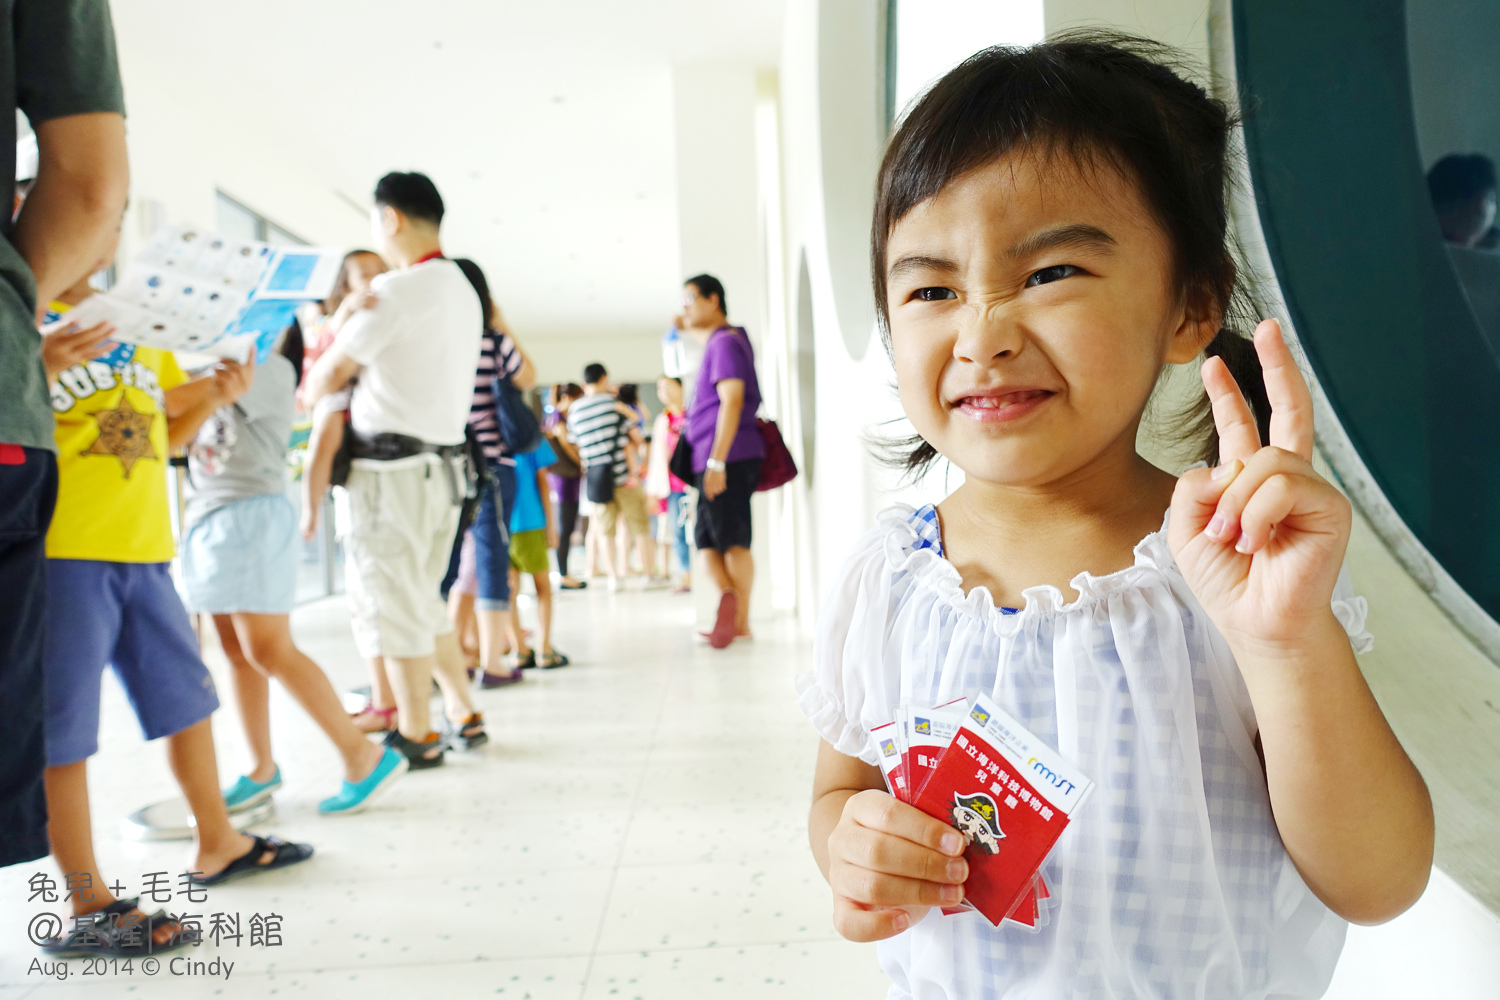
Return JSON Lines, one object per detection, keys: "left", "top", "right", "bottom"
{"left": 884, "top": 151, "right": 1215, "bottom": 489}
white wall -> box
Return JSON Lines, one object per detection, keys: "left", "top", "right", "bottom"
{"left": 111, "top": 9, "right": 369, "bottom": 264}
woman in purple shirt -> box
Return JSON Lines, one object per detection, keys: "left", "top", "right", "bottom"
{"left": 680, "top": 274, "right": 764, "bottom": 648}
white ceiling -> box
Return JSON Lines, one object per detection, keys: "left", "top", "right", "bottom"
{"left": 110, "top": 1, "right": 786, "bottom": 341}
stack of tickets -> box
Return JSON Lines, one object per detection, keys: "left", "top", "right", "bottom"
{"left": 872, "top": 692, "right": 1094, "bottom": 930}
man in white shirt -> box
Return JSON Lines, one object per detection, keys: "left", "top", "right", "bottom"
{"left": 305, "top": 172, "right": 485, "bottom": 769}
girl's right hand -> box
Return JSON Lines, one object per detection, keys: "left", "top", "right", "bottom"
{"left": 826, "top": 789, "right": 969, "bottom": 942}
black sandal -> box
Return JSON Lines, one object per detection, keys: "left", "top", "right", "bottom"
{"left": 514, "top": 650, "right": 538, "bottom": 670}
{"left": 189, "top": 835, "right": 314, "bottom": 887}
{"left": 539, "top": 651, "right": 571, "bottom": 670}
{"left": 383, "top": 729, "right": 446, "bottom": 769}
{"left": 447, "top": 713, "right": 489, "bottom": 751}
{"left": 41, "top": 898, "right": 190, "bottom": 957}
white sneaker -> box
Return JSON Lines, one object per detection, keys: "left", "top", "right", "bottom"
{"left": 607, "top": 577, "right": 622, "bottom": 593}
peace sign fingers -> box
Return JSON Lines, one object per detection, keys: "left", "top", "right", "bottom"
{"left": 1253, "top": 319, "right": 1315, "bottom": 462}
{"left": 1202, "top": 354, "right": 1261, "bottom": 466}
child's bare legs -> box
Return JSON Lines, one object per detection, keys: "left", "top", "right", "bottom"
{"left": 616, "top": 520, "right": 631, "bottom": 576}
{"left": 433, "top": 630, "right": 478, "bottom": 724}
{"left": 351, "top": 656, "right": 395, "bottom": 732}
{"left": 300, "top": 411, "right": 344, "bottom": 541}
{"left": 455, "top": 591, "right": 480, "bottom": 665}
{"left": 585, "top": 515, "right": 600, "bottom": 577}
{"left": 532, "top": 571, "right": 554, "bottom": 654}
{"left": 214, "top": 616, "right": 275, "bottom": 784}
{"left": 447, "top": 586, "right": 478, "bottom": 665}
{"left": 637, "top": 531, "right": 658, "bottom": 581}
{"left": 507, "top": 567, "right": 531, "bottom": 659}
{"left": 215, "top": 614, "right": 383, "bottom": 784}
{"left": 166, "top": 718, "right": 267, "bottom": 878}
{"left": 477, "top": 607, "right": 510, "bottom": 675}
{"left": 43, "top": 761, "right": 184, "bottom": 947}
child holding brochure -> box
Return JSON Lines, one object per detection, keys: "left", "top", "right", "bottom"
{"left": 799, "top": 34, "right": 1433, "bottom": 999}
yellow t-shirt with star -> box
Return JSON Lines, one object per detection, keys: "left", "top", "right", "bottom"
{"left": 45, "top": 338, "right": 187, "bottom": 562}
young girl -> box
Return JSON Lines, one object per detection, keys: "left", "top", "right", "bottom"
{"left": 179, "top": 326, "right": 407, "bottom": 815}
{"left": 801, "top": 35, "right": 1433, "bottom": 998}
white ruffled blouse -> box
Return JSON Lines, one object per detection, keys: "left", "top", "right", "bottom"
{"left": 798, "top": 505, "right": 1373, "bottom": 1000}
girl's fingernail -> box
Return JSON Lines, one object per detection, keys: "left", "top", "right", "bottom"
{"left": 1206, "top": 514, "right": 1229, "bottom": 539}
{"left": 946, "top": 860, "right": 967, "bottom": 882}
{"left": 892, "top": 912, "right": 911, "bottom": 932}
{"left": 1212, "top": 461, "right": 1235, "bottom": 481}
{"left": 1236, "top": 534, "right": 1254, "bottom": 554}
{"left": 941, "top": 833, "right": 964, "bottom": 855}
{"left": 940, "top": 884, "right": 963, "bottom": 904}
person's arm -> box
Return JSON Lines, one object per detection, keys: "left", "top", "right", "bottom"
{"left": 303, "top": 345, "right": 362, "bottom": 413}
{"left": 701, "top": 377, "right": 744, "bottom": 500}
{"left": 300, "top": 408, "right": 345, "bottom": 541}
{"left": 539, "top": 466, "right": 557, "bottom": 548}
{"left": 554, "top": 424, "right": 581, "bottom": 465}
{"left": 811, "top": 740, "right": 970, "bottom": 942}
{"left": 1168, "top": 320, "right": 1432, "bottom": 924}
{"left": 624, "top": 425, "right": 641, "bottom": 485}
{"left": 164, "top": 360, "right": 253, "bottom": 451}
{"left": 12, "top": 113, "right": 129, "bottom": 321}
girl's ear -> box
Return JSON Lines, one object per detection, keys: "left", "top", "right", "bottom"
{"left": 1164, "top": 299, "right": 1221, "bottom": 364}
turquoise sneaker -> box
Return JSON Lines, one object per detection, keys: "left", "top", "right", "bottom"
{"left": 223, "top": 769, "right": 281, "bottom": 813}
{"left": 318, "top": 748, "right": 409, "bottom": 816}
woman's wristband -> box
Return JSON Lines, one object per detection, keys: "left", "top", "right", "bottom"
{"left": 706, "top": 458, "right": 726, "bottom": 472}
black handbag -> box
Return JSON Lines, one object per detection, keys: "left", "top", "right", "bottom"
{"left": 492, "top": 369, "right": 542, "bottom": 456}
{"left": 668, "top": 432, "right": 694, "bottom": 485}
{"left": 584, "top": 462, "right": 615, "bottom": 504}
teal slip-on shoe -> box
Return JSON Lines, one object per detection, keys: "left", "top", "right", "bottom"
{"left": 223, "top": 769, "right": 282, "bottom": 813}
{"left": 318, "top": 748, "right": 409, "bottom": 816}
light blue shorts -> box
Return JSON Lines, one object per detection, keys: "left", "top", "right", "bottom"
{"left": 180, "top": 493, "right": 298, "bottom": 615}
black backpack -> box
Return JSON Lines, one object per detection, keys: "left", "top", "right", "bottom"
{"left": 492, "top": 368, "right": 542, "bottom": 456}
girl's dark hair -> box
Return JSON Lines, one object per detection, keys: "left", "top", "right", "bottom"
{"left": 326, "top": 249, "right": 381, "bottom": 315}
{"left": 278, "top": 318, "right": 305, "bottom": 390}
{"left": 560, "top": 382, "right": 584, "bottom": 400}
{"left": 452, "top": 258, "right": 494, "bottom": 332}
{"left": 617, "top": 383, "right": 639, "bottom": 406}
{"left": 872, "top": 30, "right": 1269, "bottom": 475}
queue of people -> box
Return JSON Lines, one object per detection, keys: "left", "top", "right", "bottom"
{"left": 0, "top": 3, "right": 775, "bottom": 959}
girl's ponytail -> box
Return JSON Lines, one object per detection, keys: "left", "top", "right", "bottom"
{"left": 1198, "top": 327, "right": 1271, "bottom": 466}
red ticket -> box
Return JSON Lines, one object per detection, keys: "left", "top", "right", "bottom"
{"left": 911, "top": 693, "right": 1093, "bottom": 927}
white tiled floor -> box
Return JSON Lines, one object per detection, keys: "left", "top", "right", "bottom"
{"left": 5, "top": 584, "right": 1500, "bottom": 998}
{"left": 0, "top": 585, "right": 889, "bottom": 998}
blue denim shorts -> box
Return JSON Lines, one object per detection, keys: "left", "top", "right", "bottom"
{"left": 45, "top": 560, "right": 220, "bottom": 766}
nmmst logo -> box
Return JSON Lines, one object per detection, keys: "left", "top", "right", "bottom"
{"left": 1027, "top": 757, "right": 1076, "bottom": 796}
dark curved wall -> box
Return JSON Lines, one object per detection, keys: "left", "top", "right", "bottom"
{"left": 1235, "top": 0, "right": 1500, "bottom": 622}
